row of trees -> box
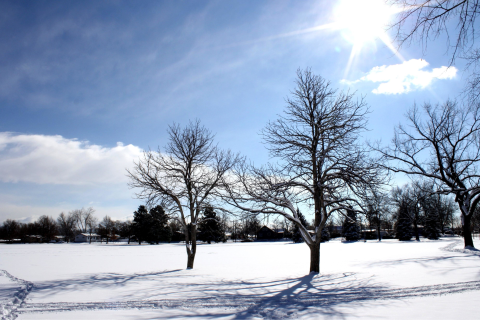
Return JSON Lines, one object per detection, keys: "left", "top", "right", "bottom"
{"left": 0, "top": 207, "right": 97, "bottom": 243}
{"left": 128, "top": 65, "right": 480, "bottom": 274}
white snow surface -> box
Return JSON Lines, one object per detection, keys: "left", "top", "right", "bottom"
{"left": 0, "top": 238, "right": 479, "bottom": 319}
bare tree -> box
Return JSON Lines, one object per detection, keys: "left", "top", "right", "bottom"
{"left": 37, "top": 215, "right": 58, "bottom": 242}
{"left": 373, "top": 100, "right": 480, "bottom": 248}
{"left": 127, "top": 120, "right": 240, "bottom": 269}
{"left": 71, "top": 207, "right": 96, "bottom": 233}
{"left": 0, "top": 219, "right": 20, "bottom": 243}
{"left": 98, "top": 215, "right": 115, "bottom": 244}
{"left": 390, "top": 0, "right": 480, "bottom": 101}
{"left": 363, "top": 189, "right": 390, "bottom": 241}
{"left": 224, "top": 69, "right": 387, "bottom": 273}
{"left": 57, "top": 212, "right": 76, "bottom": 242}
{"left": 391, "top": 1, "right": 479, "bottom": 59}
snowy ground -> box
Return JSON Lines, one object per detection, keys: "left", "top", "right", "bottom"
{"left": 1, "top": 237, "right": 479, "bottom": 319}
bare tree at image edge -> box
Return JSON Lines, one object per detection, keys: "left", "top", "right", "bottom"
{"left": 224, "top": 69, "right": 387, "bottom": 274}
{"left": 127, "top": 120, "right": 241, "bottom": 269}
{"left": 373, "top": 101, "right": 480, "bottom": 248}
{"left": 389, "top": 0, "right": 480, "bottom": 102}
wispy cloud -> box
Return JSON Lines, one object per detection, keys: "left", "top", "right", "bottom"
{"left": 0, "top": 133, "right": 142, "bottom": 185}
{"left": 344, "top": 59, "right": 457, "bottom": 94}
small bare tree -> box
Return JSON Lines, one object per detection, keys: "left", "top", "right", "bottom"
{"left": 127, "top": 120, "right": 240, "bottom": 269}
{"left": 225, "top": 69, "right": 386, "bottom": 273}
{"left": 363, "top": 189, "right": 390, "bottom": 241}
{"left": 57, "top": 212, "right": 76, "bottom": 242}
{"left": 71, "top": 207, "right": 96, "bottom": 233}
{"left": 98, "top": 215, "right": 115, "bottom": 244}
{"left": 373, "top": 100, "right": 480, "bottom": 248}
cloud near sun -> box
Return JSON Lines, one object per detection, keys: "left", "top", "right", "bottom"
{"left": 0, "top": 133, "right": 142, "bottom": 185}
{"left": 345, "top": 59, "right": 457, "bottom": 94}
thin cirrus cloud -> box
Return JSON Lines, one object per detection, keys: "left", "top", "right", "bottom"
{"left": 0, "top": 132, "right": 143, "bottom": 185}
{"left": 345, "top": 59, "right": 458, "bottom": 94}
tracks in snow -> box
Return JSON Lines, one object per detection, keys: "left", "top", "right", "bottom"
{"left": 4, "top": 240, "right": 480, "bottom": 318}
{"left": 0, "top": 270, "right": 34, "bottom": 320}
{"left": 15, "top": 279, "right": 480, "bottom": 315}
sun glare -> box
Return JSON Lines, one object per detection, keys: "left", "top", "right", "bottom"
{"left": 334, "top": 0, "right": 396, "bottom": 45}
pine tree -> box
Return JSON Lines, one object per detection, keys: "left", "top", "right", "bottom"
{"left": 292, "top": 208, "right": 308, "bottom": 243}
{"left": 132, "top": 205, "right": 151, "bottom": 245}
{"left": 320, "top": 227, "right": 330, "bottom": 242}
{"left": 395, "top": 202, "right": 413, "bottom": 241}
{"left": 423, "top": 206, "right": 440, "bottom": 240}
{"left": 198, "top": 206, "right": 225, "bottom": 244}
{"left": 149, "top": 205, "right": 172, "bottom": 243}
{"left": 342, "top": 209, "right": 359, "bottom": 241}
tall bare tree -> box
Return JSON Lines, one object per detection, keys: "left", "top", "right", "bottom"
{"left": 127, "top": 120, "right": 240, "bottom": 269}
{"left": 224, "top": 69, "right": 386, "bottom": 273}
{"left": 374, "top": 100, "right": 480, "bottom": 248}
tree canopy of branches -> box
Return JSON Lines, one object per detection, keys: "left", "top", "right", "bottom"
{"left": 225, "top": 69, "right": 387, "bottom": 273}
{"left": 71, "top": 207, "right": 96, "bottom": 234}
{"left": 128, "top": 120, "right": 240, "bottom": 269}
{"left": 375, "top": 101, "right": 480, "bottom": 248}
{"left": 98, "top": 215, "right": 115, "bottom": 244}
{"left": 364, "top": 189, "right": 389, "bottom": 241}
{"left": 390, "top": 0, "right": 480, "bottom": 101}
{"left": 57, "top": 212, "right": 76, "bottom": 243}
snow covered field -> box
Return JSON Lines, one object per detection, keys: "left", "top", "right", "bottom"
{"left": 1, "top": 238, "right": 480, "bottom": 319}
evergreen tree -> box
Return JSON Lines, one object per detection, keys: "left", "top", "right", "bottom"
{"left": 292, "top": 208, "right": 308, "bottom": 243}
{"left": 198, "top": 206, "right": 225, "bottom": 244}
{"left": 244, "top": 216, "right": 261, "bottom": 239}
{"left": 423, "top": 206, "right": 440, "bottom": 240}
{"left": 132, "top": 205, "right": 151, "bottom": 245}
{"left": 342, "top": 209, "right": 360, "bottom": 241}
{"left": 321, "top": 227, "right": 330, "bottom": 242}
{"left": 149, "top": 205, "right": 172, "bottom": 243}
{"left": 395, "top": 202, "right": 413, "bottom": 241}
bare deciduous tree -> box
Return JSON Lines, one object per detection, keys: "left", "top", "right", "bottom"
{"left": 71, "top": 207, "right": 96, "bottom": 233}
{"left": 71, "top": 207, "right": 97, "bottom": 243}
{"left": 363, "top": 189, "right": 390, "bottom": 241}
{"left": 98, "top": 215, "right": 115, "bottom": 244}
{"left": 57, "top": 212, "right": 76, "bottom": 242}
{"left": 389, "top": 0, "right": 480, "bottom": 101}
{"left": 391, "top": 0, "right": 479, "bottom": 60}
{"left": 224, "top": 69, "right": 387, "bottom": 273}
{"left": 373, "top": 100, "right": 480, "bottom": 248}
{"left": 127, "top": 120, "right": 240, "bottom": 269}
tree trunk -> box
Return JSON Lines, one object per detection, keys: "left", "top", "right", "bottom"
{"left": 309, "top": 242, "right": 320, "bottom": 273}
{"left": 186, "top": 224, "right": 197, "bottom": 269}
{"left": 463, "top": 214, "right": 475, "bottom": 248}
{"left": 414, "top": 212, "right": 420, "bottom": 241}
{"left": 377, "top": 221, "right": 382, "bottom": 242}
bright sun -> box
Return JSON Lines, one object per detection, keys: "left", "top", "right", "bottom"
{"left": 334, "top": 0, "right": 397, "bottom": 46}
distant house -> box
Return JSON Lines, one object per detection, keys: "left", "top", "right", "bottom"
{"left": 75, "top": 233, "right": 100, "bottom": 243}
{"left": 25, "top": 235, "right": 42, "bottom": 243}
{"left": 257, "top": 226, "right": 284, "bottom": 240}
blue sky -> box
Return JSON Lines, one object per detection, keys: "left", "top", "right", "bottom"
{"left": 0, "top": 0, "right": 466, "bottom": 223}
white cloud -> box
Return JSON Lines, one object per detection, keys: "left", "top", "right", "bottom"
{"left": 0, "top": 133, "right": 143, "bottom": 185}
{"left": 346, "top": 59, "right": 457, "bottom": 94}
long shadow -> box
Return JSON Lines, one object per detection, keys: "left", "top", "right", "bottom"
{"left": 32, "top": 269, "right": 184, "bottom": 299}
{"left": 19, "top": 268, "right": 480, "bottom": 319}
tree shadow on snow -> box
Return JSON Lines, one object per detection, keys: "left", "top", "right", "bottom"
{"left": 22, "top": 268, "right": 480, "bottom": 319}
